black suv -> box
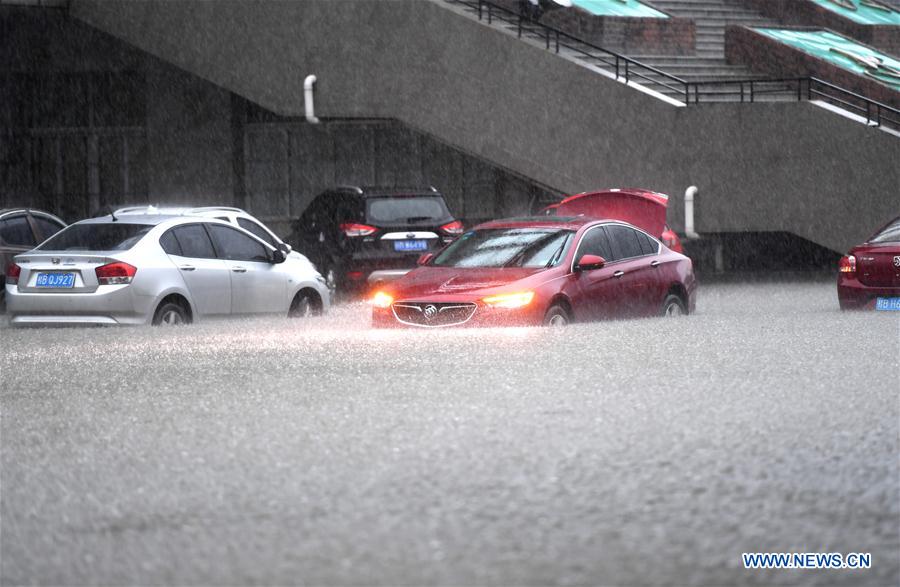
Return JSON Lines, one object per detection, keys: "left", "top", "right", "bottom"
{"left": 290, "top": 186, "right": 462, "bottom": 295}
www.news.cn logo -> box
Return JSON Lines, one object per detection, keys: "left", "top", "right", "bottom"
{"left": 743, "top": 552, "right": 871, "bottom": 570}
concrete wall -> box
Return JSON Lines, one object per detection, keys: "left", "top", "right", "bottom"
{"left": 69, "top": 0, "right": 899, "bottom": 253}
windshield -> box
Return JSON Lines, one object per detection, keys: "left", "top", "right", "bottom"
{"left": 432, "top": 228, "right": 574, "bottom": 268}
{"left": 869, "top": 217, "right": 900, "bottom": 243}
{"left": 366, "top": 196, "right": 451, "bottom": 225}
{"left": 38, "top": 223, "right": 152, "bottom": 251}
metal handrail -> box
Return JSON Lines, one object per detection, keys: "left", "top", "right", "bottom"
{"left": 455, "top": 0, "right": 688, "bottom": 100}
{"left": 452, "top": 0, "right": 900, "bottom": 130}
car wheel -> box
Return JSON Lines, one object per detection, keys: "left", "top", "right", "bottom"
{"left": 289, "top": 290, "right": 320, "bottom": 318}
{"left": 661, "top": 294, "right": 686, "bottom": 317}
{"left": 152, "top": 301, "right": 189, "bottom": 326}
{"left": 543, "top": 304, "right": 571, "bottom": 327}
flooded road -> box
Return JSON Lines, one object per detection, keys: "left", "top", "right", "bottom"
{"left": 2, "top": 280, "right": 898, "bottom": 585}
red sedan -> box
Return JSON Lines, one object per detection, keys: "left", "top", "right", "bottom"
{"left": 371, "top": 216, "right": 696, "bottom": 327}
{"left": 838, "top": 215, "right": 900, "bottom": 311}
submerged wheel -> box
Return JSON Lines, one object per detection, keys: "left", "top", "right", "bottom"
{"left": 289, "top": 290, "right": 321, "bottom": 318}
{"left": 661, "top": 294, "right": 687, "bottom": 317}
{"left": 543, "top": 304, "right": 571, "bottom": 327}
{"left": 152, "top": 300, "right": 189, "bottom": 326}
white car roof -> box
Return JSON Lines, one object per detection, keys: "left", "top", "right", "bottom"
{"left": 114, "top": 205, "right": 247, "bottom": 217}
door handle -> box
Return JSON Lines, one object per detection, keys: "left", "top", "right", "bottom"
{"left": 179, "top": 265, "right": 196, "bottom": 272}
{"left": 650, "top": 260, "right": 661, "bottom": 268}
{"left": 613, "top": 270, "right": 625, "bottom": 278}
{"left": 232, "top": 266, "right": 248, "bottom": 273}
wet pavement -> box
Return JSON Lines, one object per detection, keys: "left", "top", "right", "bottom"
{"left": 1, "top": 280, "right": 898, "bottom": 585}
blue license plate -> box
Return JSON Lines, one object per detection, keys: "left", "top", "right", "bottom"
{"left": 394, "top": 239, "right": 428, "bottom": 252}
{"left": 875, "top": 297, "right": 900, "bottom": 311}
{"left": 35, "top": 272, "right": 75, "bottom": 288}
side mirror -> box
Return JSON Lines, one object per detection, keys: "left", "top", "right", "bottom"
{"left": 417, "top": 252, "right": 434, "bottom": 266}
{"left": 575, "top": 254, "right": 605, "bottom": 271}
{"left": 272, "top": 248, "right": 287, "bottom": 264}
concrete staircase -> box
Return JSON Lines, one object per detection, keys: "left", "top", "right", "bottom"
{"left": 633, "top": 0, "right": 787, "bottom": 101}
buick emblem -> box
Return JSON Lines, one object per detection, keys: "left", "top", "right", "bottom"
{"left": 894, "top": 256, "right": 900, "bottom": 268}
{"left": 423, "top": 304, "right": 438, "bottom": 320}
{"left": 51, "top": 257, "right": 60, "bottom": 265}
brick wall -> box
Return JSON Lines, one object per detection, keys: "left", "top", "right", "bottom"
{"left": 541, "top": 8, "right": 695, "bottom": 55}
{"left": 738, "top": 0, "right": 900, "bottom": 55}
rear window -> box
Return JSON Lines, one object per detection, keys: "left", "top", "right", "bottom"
{"left": 38, "top": 223, "right": 152, "bottom": 252}
{"left": 366, "top": 196, "right": 451, "bottom": 225}
{"left": 869, "top": 218, "right": 900, "bottom": 243}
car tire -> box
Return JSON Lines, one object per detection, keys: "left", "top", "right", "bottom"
{"left": 543, "top": 304, "right": 571, "bottom": 327}
{"left": 152, "top": 300, "right": 189, "bottom": 326}
{"left": 661, "top": 294, "right": 687, "bottom": 317}
{"left": 289, "top": 290, "right": 320, "bottom": 318}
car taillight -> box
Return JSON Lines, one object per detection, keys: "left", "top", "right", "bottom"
{"left": 440, "top": 220, "right": 464, "bottom": 236}
{"left": 340, "top": 223, "right": 377, "bottom": 237}
{"left": 839, "top": 255, "right": 856, "bottom": 274}
{"left": 95, "top": 262, "right": 137, "bottom": 285}
{"left": 6, "top": 263, "right": 21, "bottom": 285}
{"left": 662, "top": 229, "right": 681, "bottom": 252}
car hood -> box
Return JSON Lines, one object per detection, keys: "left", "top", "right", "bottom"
{"left": 392, "top": 266, "right": 542, "bottom": 298}
{"left": 555, "top": 190, "right": 668, "bottom": 237}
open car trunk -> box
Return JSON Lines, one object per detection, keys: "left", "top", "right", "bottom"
{"left": 553, "top": 189, "right": 669, "bottom": 237}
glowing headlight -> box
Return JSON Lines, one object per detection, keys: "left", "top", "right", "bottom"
{"left": 371, "top": 291, "right": 394, "bottom": 309}
{"left": 482, "top": 291, "right": 534, "bottom": 309}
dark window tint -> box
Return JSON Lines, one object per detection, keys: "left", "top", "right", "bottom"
{"left": 32, "top": 216, "right": 66, "bottom": 242}
{"left": 870, "top": 218, "right": 900, "bottom": 244}
{"left": 606, "top": 225, "right": 643, "bottom": 260}
{"left": 159, "top": 230, "right": 183, "bottom": 256}
{"left": 172, "top": 224, "right": 216, "bottom": 258}
{"left": 0, "top": 216, "right": 36, "bottom": 247}
{"left": 207, "top": 224, "right": 269, "bottom": 262}
{"left": 366, "top": 196, "right": 451, "bottom": 225}
{"left": 237, "top": 217, "right": 277, "bottom": 247}
{"left": 576, "top": 226, "right": 614, "bottom": 261}
{"left": 39, "top": 222, "right": 151, "bottom": 251}
{"left": 636, "top": 231, "right": 658, "bottom": 255}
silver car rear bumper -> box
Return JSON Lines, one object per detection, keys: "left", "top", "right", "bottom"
{"left": 5, "top": 284, "right": 151, "bottom": 326}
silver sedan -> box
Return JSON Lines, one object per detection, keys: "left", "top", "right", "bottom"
{"left": 5, "top": 214, "right": 330, "bottom": 326}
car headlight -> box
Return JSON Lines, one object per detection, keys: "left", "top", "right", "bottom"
{"left": 482, "top": 291, "right": 534, "bottom": 309}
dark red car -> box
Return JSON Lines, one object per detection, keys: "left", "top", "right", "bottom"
{"left": 837, "top": 215, "right": 900, "bottom": 311}
{"left": 540, "top": 188, "right": 684, "bottom": 253}
{"left": 371, "top": 216, "right": 696, "bottom": 327}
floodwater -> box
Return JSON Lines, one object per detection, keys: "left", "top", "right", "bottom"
{"left": 1, "top": 280, "right": 898, "bottom": 585}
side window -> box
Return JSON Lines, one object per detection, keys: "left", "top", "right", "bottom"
{"left": 172, "top": 224, "right": 216, "bottom": 259}
{"left": 159, "top": 230, "right": 183, "bottom": 256}
{"left": 0, "top": 215, "right": 36, "bottom": 247}
{"left": 636, "top": 231, "right": 658, "bottom": 256}
{"left": 207, "top": 224, "right": 269, "bottom": 262}
{"left": 606, "top": 225, "right": 643, "bottom": 260}
{"left": 32, "top": 217, "right": 66, "bottom": 242}
{"left": 237, "top": 217, "right": 277, "bottom": 247}
{"left": 576, "top": 226, "right": 614, "bottom": 262}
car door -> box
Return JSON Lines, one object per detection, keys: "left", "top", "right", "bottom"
{"left": 570, "top": 225, "right": 628, "bottom": 320}
{"left": 206, "top": 223, "right": 286, "bottom": 314}
{"left": 605, "top": 224, "right": 655, "bottom": 317}
{"left": 1, "top": 213, "right": 38, "bottom": 281}
{"left": 163, "top": 224, "right": 232, "bottom": 316}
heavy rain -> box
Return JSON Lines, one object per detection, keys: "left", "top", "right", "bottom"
{"left": 2, "top": 0, "right": 899, "bottom": 585}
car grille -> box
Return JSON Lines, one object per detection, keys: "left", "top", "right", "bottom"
{"left": 391, "top": 302, "right": 477, "bottom": 327}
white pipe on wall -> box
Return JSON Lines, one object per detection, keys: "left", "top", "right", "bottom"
{"left": 684, "top": 186, "right": 700, "bottom": 239}
{"left": 304, "top": 75, "right": 320, "bottom": 124}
